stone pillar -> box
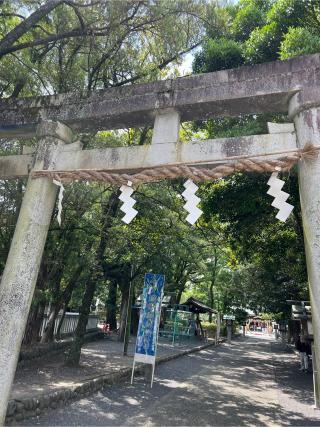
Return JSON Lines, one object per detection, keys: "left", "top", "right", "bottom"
{"left": 0, "top": 120, "right": 73, "bottom": 424}
{"left": 289, "top": 88, "right": 320, "bottom": 407}
{"left": 152, "top": 109, "right": 180, "bottom": 144}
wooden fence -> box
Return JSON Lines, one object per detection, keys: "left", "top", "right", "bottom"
{"left": 39, "top": 312, "right": 99, "bottom": 337}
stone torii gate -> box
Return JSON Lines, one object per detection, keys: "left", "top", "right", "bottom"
{"left": 1, "top": 52, "right": 320, "bottom": 422}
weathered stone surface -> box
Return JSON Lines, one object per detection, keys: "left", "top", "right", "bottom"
{"left": 288, "top": 86, "right": 320, "bottom": 119}
{"left": 15, "top": 402, "right": 24, "bottom": 413}
{"left": 267, "top": 122, "right": 295, "bottom": 134}
{"left": 152, "top": 109, "right": 180, "bottom": 144}
{"left": 64, "top": 390, "right": 71, "bottom": 400}
{"left": 0, "top": 132, "right": 297, "bottom": 179}
{"left": 6, "top": 401, "right": 16, "bottom": 417}
{"left": 289, "top": 91, "right": 320, "bottom": 405}
{"left": 0, "top": 153, "right": 33, "bottom": 178}
{"left": 25, "top": 409, "right": 36, "bottom": 419}
{"left": 22, "top": 398, "right": 33, "bottom": 410}
{"left": 1, "top": 53, "right": 320, "bottom": 137}
{"left": 74, "top": 386, "right": 82, "bottom": 395}
{"left": 14, "top": 412, "right": 24, "bottom": 421}
{"left": 0, "top": 121, "right": 73, "bottom": 425}
{"left": 5, "top": 416, "right": 13, "bottom": 425}
{"left": 38, "top": 397, "right": 46, "bottom": 409}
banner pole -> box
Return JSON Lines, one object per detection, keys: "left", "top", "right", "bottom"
{"left": 150, "top": 287, "right": 164, "bottom": 388}
{"left": 131, "top": 361, "right": 135, "bottom": 385}
{"left": 151, "top": 363, "right": 156, "bottom": 388}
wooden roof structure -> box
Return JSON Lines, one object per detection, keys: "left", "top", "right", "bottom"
{"left": 181, "top": 297, "right": 217, "bottom": 315}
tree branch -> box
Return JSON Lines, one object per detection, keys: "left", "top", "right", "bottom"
{"left": 0, "top": 0, "right": 66, "bottom": 58}
{"left": 112, "top": 40, "right": 203, "bottom": 87}
{"left": 0, "top": 0, "right": 103, "bottom": 58}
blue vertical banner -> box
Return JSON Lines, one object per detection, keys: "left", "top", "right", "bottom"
{"left": 134, "top": 273, "right": 165, "bottom": 363}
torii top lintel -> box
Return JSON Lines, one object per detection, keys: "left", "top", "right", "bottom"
{"left": 1, "top": 53, "right": 320, "bottom": 138}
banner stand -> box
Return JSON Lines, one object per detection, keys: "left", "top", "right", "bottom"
{"left": 130, "top": 355, "right": 156, "bottom": 387}
{"left": 131, "top": 273, "right": 165, "bottom": 388}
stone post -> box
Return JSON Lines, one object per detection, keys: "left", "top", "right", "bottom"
{"left": 0, "top": 120, "right": 73, "bottom": 424}
{"left": 227, "top": 322, "right": 232, "bottom": 344}
{"left": 151, "top": 109, "right": 180, "bottom": 144}
{"left": 215, "top": 313, "right": 220, "bottom": 345}
{"left": 289, "top": 88, "right": 320, "bottom": 407}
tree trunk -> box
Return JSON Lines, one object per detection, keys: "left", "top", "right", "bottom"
{"left": 131, "top": 289, "right": 139, "bottom": 335}
{"left": 27, "top": 302, "right": 46, "bottom": 344}
{"left": 105, "top": 280, "right": 117, "bottom": 330}
{"left": 65, "top": 191, "right": 120, "bottom": 366}
{"left": 176, "top": 280, "right": 187, "bottom": 305}
{"left": 30, "top": 302, "right": 46, "bottom": 343}
{"left": 22, "top": 304, "right": 39, "bottom": 346}
{"left": 208, "top": 281, "right": 214, "bottom": 323}
{"left": 208, "top": 255, "right": 218, "bottom": 323}
{"left": 118, "top": 286, "right": 129, "bottom": 342}
{"left": 123, "top": 269, "right": 134, "bottom": 356}
{"left": 55, "top": 304, "right": 67, "bottom": 340}
{"left": 65, "top": 278, "right": 96, "bottom": 367}
{"left": 56, "top": 267, "right": 82, "bottom": 339}
{"left": 41, "top": 303, "right": 60, "bottom": 343}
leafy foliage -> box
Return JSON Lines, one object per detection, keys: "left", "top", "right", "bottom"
{"left": 1, "top": 0, "right": 319, "bottom": 359}
{"left": 190, "top": 0, "right": 318, "bottom": 317}
{"left": 280, "top": 26, "right": 320, "bottom": 59}
{"left": 193, "top": 37, "right": 243, "bottom": 73}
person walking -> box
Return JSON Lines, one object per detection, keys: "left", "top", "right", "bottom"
{"left": 296, "top": 336, "right": 308, "bottom": 372}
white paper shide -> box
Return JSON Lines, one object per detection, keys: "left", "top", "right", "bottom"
{"left": 119, "top": 180, "right": 138, "bottom": 224}
{"left": 267, "top": 171, "right": 294, "bottom": 222}
{"left": 182, "top": 179, "right": 203, "bottom": 225}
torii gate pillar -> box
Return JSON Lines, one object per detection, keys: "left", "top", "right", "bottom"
{"left": 0, "top": 120, "right": 73, "bottom": 424}
{"left": 289, "top": 88, "right": 320, "bottom": 406}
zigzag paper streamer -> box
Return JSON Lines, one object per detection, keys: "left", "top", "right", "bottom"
{"left": 182, "top": 179, "right": 203, "bottom": 225}
{"left": 267, "top": 172, "right": 294, "bottom": 222}
{"left": 53, "top": 179, "right": 64, "bottom": 226}
{"left": 119, "top": 181, "right": 138, "bottom": 224}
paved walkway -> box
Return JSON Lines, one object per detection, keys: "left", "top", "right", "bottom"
{"left": 12, "top": 336, "right": 208, "bottom": 400}
{"left": 23, "top": 334, "right": 320, "bottom": 426}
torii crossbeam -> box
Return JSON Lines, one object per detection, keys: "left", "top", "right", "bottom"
{"left": 1, "top": 53, "right": 320, "bottom": 422}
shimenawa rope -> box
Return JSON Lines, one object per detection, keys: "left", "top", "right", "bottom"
{"left": 32, "top": 144, "right": 319, "bottom": 186}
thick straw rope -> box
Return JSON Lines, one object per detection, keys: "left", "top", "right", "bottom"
{"left": 32, "top": 144, "right": 319, "bottom": 186}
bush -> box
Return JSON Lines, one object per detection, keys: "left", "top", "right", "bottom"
{"left": 280, "top": 27, "right": 320, "bottom": 60}
{"left": 202, "top": 321, "right": 217, "bottom": 338}
{"left": 243, "top": 22, "right": 281, "bottom": 64}
{"left": 219, "top": 322, "right": 238, "bottom": 337}
{"left": 193, "top": 38, "right": 244, "bottom": 74}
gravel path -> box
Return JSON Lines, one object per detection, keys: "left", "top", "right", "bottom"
{"left": 12, "top": 337, "right": 205, "bottom": 400}
{"left": 23, "top": 335, "right": 320, "bottom": 426}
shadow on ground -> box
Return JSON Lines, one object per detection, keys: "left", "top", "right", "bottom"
{"left": 22, "top": 336, "right": 320, "bottom": 426}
